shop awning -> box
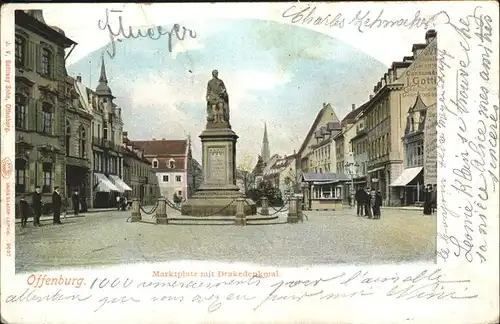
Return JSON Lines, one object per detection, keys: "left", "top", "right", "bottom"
{"left": 368, "top": 166, "right": 385, "bottom": 173}
{"left": 108, "top": 174, "right": 133, "bottom": 191}
{"left": 390, "top": 167, "right": 423, "bottom": 187}
{"left": 94, "top": 173, "right": 121, "bottom": 192}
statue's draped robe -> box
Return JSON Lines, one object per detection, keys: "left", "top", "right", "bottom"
{"left": 206, "top": 78, "right": 229, "bottom": 123}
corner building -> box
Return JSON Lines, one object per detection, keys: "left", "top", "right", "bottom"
{"left": 14, "top": 10, "right": 76, "bottom": 212}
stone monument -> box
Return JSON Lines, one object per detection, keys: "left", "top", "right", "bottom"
{"left": 181, "top": 70, "right": 257, "bottom": 216}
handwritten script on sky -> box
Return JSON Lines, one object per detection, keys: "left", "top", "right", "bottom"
{"left": 98, "top": 8, "right": 197, "bottom": 59}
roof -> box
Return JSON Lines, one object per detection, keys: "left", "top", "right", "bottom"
{"left": 128, "top": 139, "right": 187, "bottom": 156}
{"left": 16, "top": 11, "right": 77, "bottom": 47}
{"left": 342, "top": 101, "right": 369, "bottom": 123}
{"left": 298, "top": 107, "right": 327, "bottom": 155}
{"left": 151, "top": 157, "right": 187, "bottom": 172}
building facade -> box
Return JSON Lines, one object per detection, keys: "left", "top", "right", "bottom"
{"left": 65, "top": 75, "right": 93, "bottom": 209}
{"left": 297, "top": 103, "right": 339, "bottom": 175}
{"left": 128, "top": 139, "right": 190, "bottom": 201}
{"left": 70, "top": 58, "right": 128, "bottom": 208}
{"left": 263, "top": 153, "right": 298, "bottom": 198}
{"left": 122, "top": 138, "right": 160, "bottom": 205}
{"left": 349, "top": 105, "right": 370, "bottom": 190}
{"left": 14, "top": 10, "right": 76, "bottom": 213}
{"left": 312, "top": 120, "right": 341, "bottom": 173}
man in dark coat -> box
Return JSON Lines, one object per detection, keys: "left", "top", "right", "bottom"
{"left": 52, "top": 187, "right": 62, "bottom": 225}
{"left": 364, "top": 188, "right": 372, "bottom": 218}
{"left": 32, "top": 186, "right": 42, "bottom": 227}
{"left": 71, "top": 190, "right": 79, "bottom": 216}
{"left": 373, "top": 190, "right": 383, "bottom": 219}
{"left": 423, "top": 184, "right": 432, "bottom": 215}
{"left": 431, "top": 184, "right": 437, "bottom": 214}
{"left": 355, "top": 188, "right": 364, "bottom": 216}
{"left": 19, "top": 195, "right": 30, "bottom": 228}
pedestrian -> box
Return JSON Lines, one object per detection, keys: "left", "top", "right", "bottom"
{"left": 369, "top": 189, "right": 376, "bottom": 219}
{"left": 355, "top": 188, "right": 364, "bottom": 216}
{"left": 123, "top": 196, "right": 128, "bottom": 211}
{"left": 423, "top": 184, "right": 432, "bottom": 215}
{"left": 72, "top": 190, "right": 79, "bottom": 216}
{"left": 116, "top": 195, "right": 121, "bottom": 211}
{"left": 119, "top": 195, "right": 125, "bottom": 211}
{"left": 347, "top": 193, "right": 352, "bottom": 208}
{"left": 19, "top": 195, "right": 30, "bottom": 228}
{"left": 373, "top": 190, "right": 383, "bottom": 219}
{"left": 364, "top": 188, "right": 372, "bottom": 218}
{"left": 431, "top": 184, "right": 437, "bottom": 214}
{"left": 32, "top": 186, "right": 43, "bottom": 227}
{"left": 52, "top": 187, "right": 63, "bottom": 225}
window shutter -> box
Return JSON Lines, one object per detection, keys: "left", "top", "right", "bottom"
{"left": 36, "top": 101, "right": 42, "bottom": 132}
{"left": 35, "top": 43, "right": 41, "bottom": 74}
{"left": 27, "top": 97, "right": 34, "bottom": 131}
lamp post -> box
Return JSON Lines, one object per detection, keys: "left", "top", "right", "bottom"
{"left": 343, "top": 161, "right": 360, "bottom": 195}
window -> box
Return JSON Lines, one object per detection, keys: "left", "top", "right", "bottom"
{"left": 176, "top": 175, "right": 181, "bottom": 182}
{"left": 15, "top": 94, "right": 27, "bottom": 129}
{"left": 42, "top": 162, "right": 52, "bottom": 193}
{"left": 152, "top": 160, "right": 158, "bottom": 168}
{"left": 15, "top": 158, "right": 27, "bottom": 193}
{"left": 178, "top": 191, "right": 182, "bottom": 196}
{"left": 163, "top": 175, "right": 169, "bottom": 182}
{"left": 65, "top": 121, "right": 71, "bottom": 156}
{"left": 103, "top": 125, "right": 108, "bottom": 140}
{"left": 97, "top": 124, "right": 101, "bottom": 139}
{"left": 169, "top": 160, "right": 175, "bottom": 169}
{"left": 91, "top": 122, "right": 95, "bottom": 138}
{"left": 42, "top": 103, "right": 52, "bottom": 134}
{"left": 79, "top": 127, "right": 86, "bottom": 158}
{"left": 40, "top": 48, "right": 52, "bottom": 76}
{"left": 15, "top": 35, "right": 26, "bottom": 66}
{"left": 93, "top": 153, "right": 98, "bottom": 171}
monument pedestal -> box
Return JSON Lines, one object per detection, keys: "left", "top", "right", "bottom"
{"left": 181, "top": 127, "right": 256, "bottom": 217}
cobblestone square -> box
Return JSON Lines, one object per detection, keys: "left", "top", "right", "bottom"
{"left": 15, "top": 207, "right": 436, "bottom": 273}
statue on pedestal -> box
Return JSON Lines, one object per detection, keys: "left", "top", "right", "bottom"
{"left": 206, "top": 70, "right": 230, "bottom": 125}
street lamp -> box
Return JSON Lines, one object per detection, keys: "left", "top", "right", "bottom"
{"left": 343, "top": 161, "right": 360, "bottom": 194}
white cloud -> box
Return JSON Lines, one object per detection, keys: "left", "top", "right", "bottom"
{"left": 171, "top": 38, "right": 205, "bottom": 59}
{"left": 231, "top": 70, "right": 292, "bottom": 91}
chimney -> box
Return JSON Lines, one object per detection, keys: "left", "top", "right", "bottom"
{"left": 123, "top": 131, "right": 128, "bottom": 138}
{"left": 351, "top": 104, "right": 355, "bottom": 111}
{"left": 369, "top": 95, "right": 374, "bottom": 100}
{"left": 76, "top": 75, "right": 82, "bottom": 83}
{"left": 425, "top": 29, "right": 437, "bottom": 44}
{"left": 322, "top": 102, "right": 327, "bottom": 109}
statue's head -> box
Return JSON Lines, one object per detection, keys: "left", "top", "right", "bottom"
{"left": 212, "top": 69, "right": 218, "bottom": 78}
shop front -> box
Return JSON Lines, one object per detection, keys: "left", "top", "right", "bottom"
{"left": 390, "top": 166, "right": 424, "bottom": 206}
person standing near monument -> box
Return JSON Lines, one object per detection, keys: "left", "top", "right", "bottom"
{"left": 52, "top": 187, "right": 63, "bottom": 225}
{"left": 206, "top": 69, "right": 230, "bottom": 125}
{"left": 32, "top": 186, "right": 43, "bottom": 227}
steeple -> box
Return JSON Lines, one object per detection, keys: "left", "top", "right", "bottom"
{"left": 187, "top": 133, "right": 192, "bottom": 159}
{"left": 261, "top": 123, "right": 270, "bottom": 163}
{"left": 95, "top": 54, "right": 113, "bottom": 97}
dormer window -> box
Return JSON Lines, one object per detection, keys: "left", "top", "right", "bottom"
{"left": 168, "top": 159, "right": 176, "bottom": 169}
{"left": 152, "top": 159, "right": 158, "bottom": 168}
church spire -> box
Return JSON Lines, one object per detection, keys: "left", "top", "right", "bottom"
{"left": 99, "top": 54, "right": 108, "bottom": 83}
{"left": 95, "top": 54, "right": 113, "bottom": 97}
{"left": 261, "top": 122, "right": 270, "bottom": 163}
{"left": 187, "top": 133, "right": 192, "bottom": 159}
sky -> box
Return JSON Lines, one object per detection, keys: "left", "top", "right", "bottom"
{"left": 32, "top": 3, "right": 439, "bottom": 166}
